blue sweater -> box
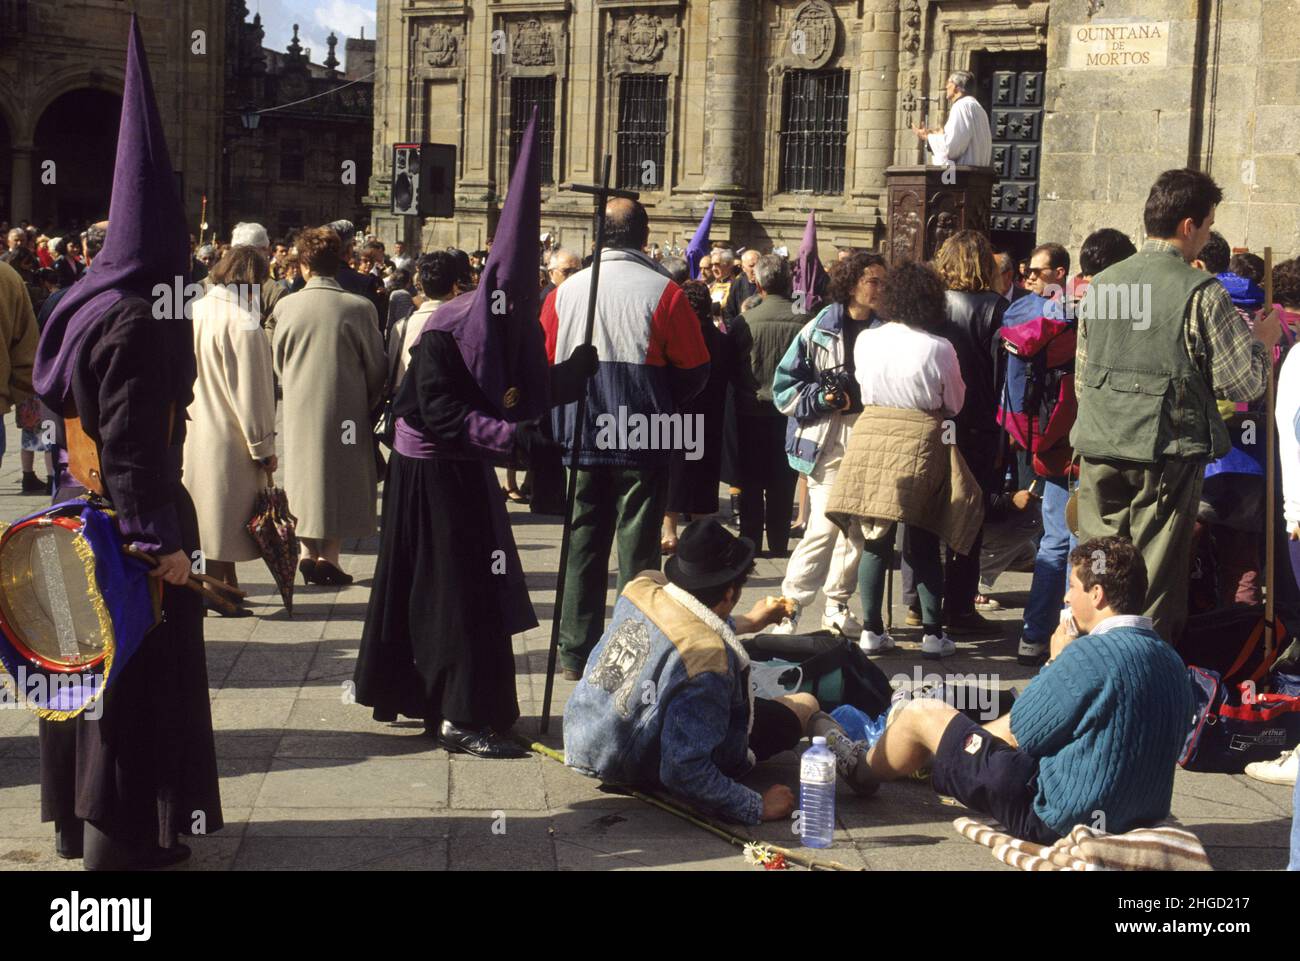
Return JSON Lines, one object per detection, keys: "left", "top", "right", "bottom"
{"left": 1009, "top": 626, "right": 1194, "bottom": 836}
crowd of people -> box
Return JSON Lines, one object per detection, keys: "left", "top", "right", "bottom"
{"left": 2, "top": 29, "right": 1297, "bottom": 869}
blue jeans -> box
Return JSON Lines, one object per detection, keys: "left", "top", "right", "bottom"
{"left": 1022, "top": 476, "right": 1075, "bottom": 644}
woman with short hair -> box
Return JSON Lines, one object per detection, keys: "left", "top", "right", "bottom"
{"left": 271, "top": 227, "right": 387, "bottom": 586}
{"left": 183, "top": 246, "right": 278, "bottom": 611}
{"left": 828, "top": 260, "right": 969, "bottom": 657}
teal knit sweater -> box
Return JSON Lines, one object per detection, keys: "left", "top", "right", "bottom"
{"left": 1009, "top": 626, "right": 1194, "bottom": 836}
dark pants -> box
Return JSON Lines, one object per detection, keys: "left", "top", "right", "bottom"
{"left": 1076, "top": 455, "right": 1203, "bottom": 643}
{"left": 859, "top": 523, "right": 943, "bottom": 633}
{"left": 559, "top": 464, "right": 668, "bottom": 672}
{"left": 737, "top": 415, "right": 797, "bottom": 555}
{"left": 943, "top": 435, "right": 997, "bottom": 620}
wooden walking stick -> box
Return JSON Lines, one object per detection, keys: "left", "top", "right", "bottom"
{"left": 1264, "top": 246, "right": 1277, "bottom": 665}
{"left": 539, "top": 157, "right": 640, "bottom": 734}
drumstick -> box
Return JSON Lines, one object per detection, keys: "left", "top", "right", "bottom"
{"left": 123, "top": 547, "right": 248, "bottom": 598}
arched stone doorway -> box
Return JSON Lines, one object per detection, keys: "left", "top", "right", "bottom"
{"left": 32, "top": 88, "right": 122, "bottom": 229}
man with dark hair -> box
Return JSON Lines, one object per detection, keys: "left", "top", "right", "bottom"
{"left": 732, "top": 254, "right": 806, "bottom": 557}
{"left": 1072, "top": 169, "right": 1281, "bottom": 642}
{"left": 1228, "top": 252, "right": 1265, "bottom": 285}
{"left": 867, "top": 535, "right": 1192, "bottom": 842}
{"left": 1078, "top": 228, "right": 1137, "bottom": 278}
{"left": 565, "top": 519, "right": 877, "bottom": 824}
{"left": 1014, "top": 228, "right": 1135, "bottom": 665}
{"left": 1026, "top": 242, "right": 1070, "bottom": 300}
{"left": 1193, "top": 230, "right": 1231, "bottom": 274}
{"left": 541, "top": 197, "right": 711, "bottom": 678}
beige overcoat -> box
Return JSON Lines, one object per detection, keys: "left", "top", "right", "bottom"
{"left": 271, "top": 276, "right": 386, "bottom": 541}
{"left": 183, "top": 284, "right": 277, "bottom": 562}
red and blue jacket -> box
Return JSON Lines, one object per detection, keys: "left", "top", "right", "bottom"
{"left": 541, "top": 248, "right": 711, "bottom": 468}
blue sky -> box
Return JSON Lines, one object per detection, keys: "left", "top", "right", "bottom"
{"left": 247, "top": 0, "right": 377, "bottom": 65}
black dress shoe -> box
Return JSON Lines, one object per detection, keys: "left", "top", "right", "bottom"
{"left": 436, "top": 720, "right": 529, "bottom": 759}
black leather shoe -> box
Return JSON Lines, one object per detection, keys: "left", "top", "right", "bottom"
{"left": 436, "top": 720, "right": 529, "bottom": 759}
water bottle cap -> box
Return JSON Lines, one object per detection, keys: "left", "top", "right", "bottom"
{"left": 811, "top": 736, "right": 827, "bottom": 746}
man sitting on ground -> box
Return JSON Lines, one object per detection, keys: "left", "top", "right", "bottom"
{"left": 866, "top": 536, "right": 1193, "bottom": 842}
{"left": 565, "top": 519, "right": 876, "bottom": 825}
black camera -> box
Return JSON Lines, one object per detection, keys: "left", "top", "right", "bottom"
{"left": 818, "top": 364, "right": 854, "bottom": 407}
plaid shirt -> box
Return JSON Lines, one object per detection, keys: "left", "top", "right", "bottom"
{"left": 1076, "top": 240, "right": 1268, "bottom": 404}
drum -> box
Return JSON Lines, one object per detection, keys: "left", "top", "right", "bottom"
{"left": 0, "top": 508, "right": 114, "bottom": 671}
{"left": 0, "top": 500, "right": 159, "bottom": 719}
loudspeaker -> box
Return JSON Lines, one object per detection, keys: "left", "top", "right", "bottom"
{"left": 391, "top": 143, "right": 456, "bottom": 218}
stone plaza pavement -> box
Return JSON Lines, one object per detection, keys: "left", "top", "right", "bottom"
{"left": 0, "top": 418, "right": 1293, "bottom": 871}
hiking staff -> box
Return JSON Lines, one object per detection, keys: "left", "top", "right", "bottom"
{"left": 539, "top": 156, "right": 640, "bottom": 734}
{"left": 1265, "top": 246, "right": 1277, "bottom": 658}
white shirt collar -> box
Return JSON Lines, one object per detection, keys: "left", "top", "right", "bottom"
{"left": 1088, "top": 614, "right": 1154, "bottom": 636}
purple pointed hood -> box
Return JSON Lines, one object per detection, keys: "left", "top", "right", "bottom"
{"left": 792, "top": 212, "right": 826, "bottom": 315}
{"left": 685, "top": 199, "right": 715, "bottom": 280}
{"left": 34, "top": 15, "right": 191, "bottom": 412}
{"left": 422, "top": 109, "right": 549, "bottom": 422}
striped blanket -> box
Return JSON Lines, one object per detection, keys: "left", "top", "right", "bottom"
{"left": 954, "top": 816, "right": 1212, "bottom": 871}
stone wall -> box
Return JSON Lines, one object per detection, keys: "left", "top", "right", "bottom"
{"left": 0, "top": 0, "right": 226, "bottom": 230}
{"left": 1038, "top": 0, "right": 1300, "bottom": 257}
{"left": 366, "top": 0, "right": 1299, "bottom": 262}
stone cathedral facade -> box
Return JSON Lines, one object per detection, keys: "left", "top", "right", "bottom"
{"left": 366, "top": 0, "right": 1299, "bottom": 262}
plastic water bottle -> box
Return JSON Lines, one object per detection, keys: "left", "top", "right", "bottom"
{"left": 800, "top": 736, "right": 837, "bottom": 848}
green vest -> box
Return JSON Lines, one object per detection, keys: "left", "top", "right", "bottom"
{"left": 1071, "top": 247, "right": 1228, "bottom": 463}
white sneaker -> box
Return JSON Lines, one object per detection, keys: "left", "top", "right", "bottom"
{"left": 822, "top": 602, "right": 863, "bottom": 639}
{"left": 1244, "top": 747, "right": 1299, "bottom": 786}
{"left": 769, "top": 610, "right": 800, "bottom": 635}
{"left": 920, "top": 632, "right": 956, "bottom": 659}
{"left": 859, "top": 630, "right": 896, "bottom": 654}
{"left": 1017, "top": 639, "right": 1049, "bottom": 666}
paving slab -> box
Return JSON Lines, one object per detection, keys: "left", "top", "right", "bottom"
{"left": 0, "top": 428, "right": 1292, "bottom": 872}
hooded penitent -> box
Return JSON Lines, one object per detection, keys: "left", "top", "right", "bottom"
{"left": 0, "top": 15, "right": 175, "bottom": 719}
{"left": 792, "top": 211, "right": 826, "bottom": 315}
{"left": 419, "top": 109, "right": 549, "bottom": 423}
{"left": 685, "top": 199, "right": 716, "bottom": 281}
{"left": 34, "top": 15, "right": 192, "bottom": 414}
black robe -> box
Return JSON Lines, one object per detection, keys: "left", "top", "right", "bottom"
{"left": 354, "top": 330, "right": 531, "bottom": 731}
{"left": 39, "top": 295, "right": 222, "bottom": 846}
{"left": 354, "top": 329, "right": 587, "bottom": 731}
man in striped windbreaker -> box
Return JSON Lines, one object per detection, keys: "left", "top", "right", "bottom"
{"left": 541, "top": 199, "right": 711, "bottom": 679}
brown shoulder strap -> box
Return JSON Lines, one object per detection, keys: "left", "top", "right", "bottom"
{"left": 64, "top": 401, "right": 176, "bottom": 498}
{"left": 64, "top": 402, "right": 105, "bottom": 496}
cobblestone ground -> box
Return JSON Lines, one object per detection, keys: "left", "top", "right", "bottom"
{"left": 0, "top": 417, "right": 1293, "bottom": 871}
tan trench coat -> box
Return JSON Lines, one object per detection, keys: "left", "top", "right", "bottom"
{"left": 183, "top": 284, "right": 277, "bottom": 562}
{"left": 271, "top": 277, "right": 386, "bottom": 541}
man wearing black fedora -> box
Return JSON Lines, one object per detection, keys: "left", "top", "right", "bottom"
{"left": 564, "top": 518, "right": 877, "bottom": 824}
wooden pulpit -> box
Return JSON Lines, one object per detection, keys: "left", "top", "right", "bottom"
{"left": 884, "top": 165, "right": 996, "bottom": 264}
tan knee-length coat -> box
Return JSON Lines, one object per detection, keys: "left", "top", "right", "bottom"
{"left": 183, "top": 283, "right": 278, "bottom": 562}
{"left": 271, "top": 276, "right": 386, "bottom": 541}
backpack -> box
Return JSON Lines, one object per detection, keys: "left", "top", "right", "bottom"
{"left": 1179, "top": 665, "right": 1300, "bottom": 772}
{"left": 741, "top": 631, "right": 892, "bottom": 716}
{"left": 997, "top": 315, "right": 1077, "bottom": 478}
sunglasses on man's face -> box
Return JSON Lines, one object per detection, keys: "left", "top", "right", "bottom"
{"left": 1026, "top": 266, "right": 1054, "bottom": 277}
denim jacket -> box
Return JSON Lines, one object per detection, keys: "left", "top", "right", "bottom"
{"left": 563, "top": 572, "right": 762, "bottom": 824}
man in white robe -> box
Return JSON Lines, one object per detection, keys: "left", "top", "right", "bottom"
{"left": 914, "top": 70, "right": 993, "bottom": 168}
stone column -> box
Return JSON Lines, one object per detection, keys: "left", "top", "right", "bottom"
{"left": 700, "top": 0, "right": 751, "bottom": 197}
{"left": 10, "top": 144, "right": 34, "bottom": 225}
{"left": 854, "top": 0, "right": 900, "bottom": 198}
